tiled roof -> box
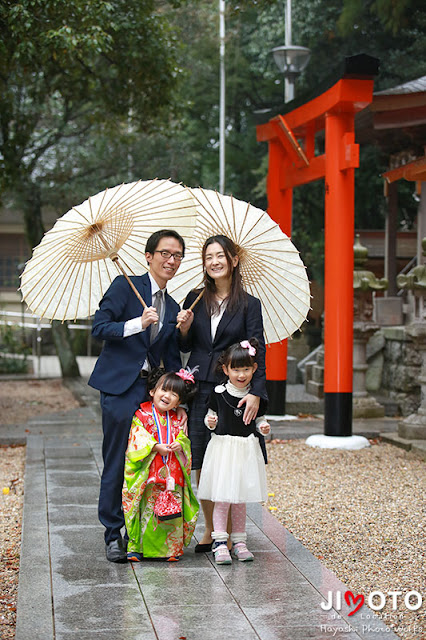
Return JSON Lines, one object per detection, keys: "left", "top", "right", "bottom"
{"left": 375, "top": 76, "right": 426, "bottom": 95}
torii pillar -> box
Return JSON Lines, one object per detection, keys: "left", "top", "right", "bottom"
{"left": 257, "top": 54, "right": 379, "bottom": 437}
{"left": 264, "top": 138, "right": 293, "bottom": 414}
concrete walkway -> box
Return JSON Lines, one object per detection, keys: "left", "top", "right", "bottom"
{"left": 2, "top": 380, "right": 400, "bottom": 640}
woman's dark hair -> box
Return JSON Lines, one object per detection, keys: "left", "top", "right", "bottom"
{"left": 145, "top": 229, "right": 185, "bottom": 257}
{"left": 201, "top": 235, "right": 246, "bottom": 315}
{"left": 147, "top": 367, "right": 197, "bottom": 404}
{"left": 216, "top": 337, "right": 259, "bottom": 373}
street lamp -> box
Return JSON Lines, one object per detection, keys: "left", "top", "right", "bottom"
{"left": 271, "top": 44, "right": 311, "bottom": 103}
{"left": 271, "top": 0, "right": 310, "bottom": 103}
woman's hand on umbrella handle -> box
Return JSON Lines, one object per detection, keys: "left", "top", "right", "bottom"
{"left": 238, "top": 393, "right": 260, "bottom": 425}
{"left": 141, "top": 306, "right": 159, "bottom": 330}
{"left": 176, "top": 309, "right": 194, "bottom": 333}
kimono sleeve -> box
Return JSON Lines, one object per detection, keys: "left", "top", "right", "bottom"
{"left": 125, "top": 414, "right": 157, "bottom": 466}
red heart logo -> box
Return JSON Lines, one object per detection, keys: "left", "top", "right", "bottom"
{"left": 345, "top": 591, "right": 365, "bottom": 616}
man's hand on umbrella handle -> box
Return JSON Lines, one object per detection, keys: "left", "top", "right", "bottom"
{"left": 141, "top": 306, "right": 159, "bottom": 330}
{"left": 176, "top": 309, "right": 194, "bottom": 334}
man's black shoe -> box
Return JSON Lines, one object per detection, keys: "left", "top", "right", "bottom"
{"left": 105, "top": 538, "right": 127, "bottom": 563}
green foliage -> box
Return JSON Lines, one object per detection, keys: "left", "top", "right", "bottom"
{"left": 0, "top": 0, "right": 194, "bottom": 376}
{"left": 338, "top": 0, "right": 417, "bottom": 36}
{"left": 1, "top": 0, "right": 425, "bottom": 291}
{"left": 0, "top": 323, "right": 30, "bottom": 373}
{"left": 292, "top": 181, "right": 325, "bottom": 284}
{"left": 0, "top": 0, "right": 188, "bottom": 213}
{"left": 292, "top": 0, "right": 426, "bottom": 92}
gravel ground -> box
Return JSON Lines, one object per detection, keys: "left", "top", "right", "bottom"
{"left": 0, "top": 378, "right": 80, "bottom": 425}
{"left": 0, "top": 444, "right": 25, "bottom": 640}
{"left": 265, "top": 439, "right": 426, "bottom": 640}
{"left": 0, "top": 379, "right": 80, "bottom": 639}
{"left": 0, "top": 381, "right": 425, "bottom": 639}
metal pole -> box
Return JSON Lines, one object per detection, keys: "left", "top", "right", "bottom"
{"left": 37, "top": 317, "right": 42, "bottom": 378}
{"left": 284, "top": 0, "right": 293, "bottom": 103}
{"left": 219, "top": 0, "right": 226, "bottom": 194}
{"left": 285, "top": 0, "right": 292, "bottom": 45}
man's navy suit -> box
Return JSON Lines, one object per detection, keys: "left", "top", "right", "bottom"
{"left": 88, "top": 273, "right": 181, "bottom": 543}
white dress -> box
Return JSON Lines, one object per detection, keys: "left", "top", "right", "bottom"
{"left": 197, "top": 382, "right": 268, "bottom": 503}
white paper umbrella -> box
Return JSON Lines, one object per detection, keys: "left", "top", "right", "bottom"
{"left": 168, "top": 187, "right": 311, "bottom": 344}
{"left": 20, "top": 179, "right": 197, "bottom": 321}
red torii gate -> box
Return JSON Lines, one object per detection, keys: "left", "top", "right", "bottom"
{"left": 257, "top": 55, "right": 379, "bottom": 436}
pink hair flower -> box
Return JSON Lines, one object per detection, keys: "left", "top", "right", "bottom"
{"left": 176, "top": 366, "right": 199, "bottom": 384}
{"left": 240, "top": 340, "right": 256, "bottom": 356}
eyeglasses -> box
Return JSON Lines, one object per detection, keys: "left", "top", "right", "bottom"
{"left": 154, "top": 250, "right": 184, "bottom": 262}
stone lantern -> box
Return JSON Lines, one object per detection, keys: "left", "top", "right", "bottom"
{"left": 353, "top": 235, "right": 388, "bottom": 418}
{"left": 396, "top": 237, "right": 426, "bottom": 440}
{"left": 397, "top": 237, "right": 426, "bottom": 322}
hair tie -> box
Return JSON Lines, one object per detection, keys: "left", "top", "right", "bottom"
{"left": 240, "top": 340, "right": 256, "bottom": 356}
{"left": 176, "top": 365, "right": 199, "bottom": 384}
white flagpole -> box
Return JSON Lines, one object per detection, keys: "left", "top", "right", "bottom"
{"left": 285, "top": 0, "right": 294, "bottom": 103}
{"left": 219, "top": 0, "right": 226, "bottom": 194}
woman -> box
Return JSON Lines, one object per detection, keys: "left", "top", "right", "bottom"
{"left": 177, "top": 235, "right": 267, "bottom": 551}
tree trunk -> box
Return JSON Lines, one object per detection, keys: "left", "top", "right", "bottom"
{"left": 51, "top": 321, "right": 81, "bottom": 378}
{"left": 20, "top": 179, "right": 81, "bottom": 378}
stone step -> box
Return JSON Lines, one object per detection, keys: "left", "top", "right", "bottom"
{"left": 306, "top": 379, "right": 324, "bottom": 399}
{"left": 380, "top": 432, "right": 426, "bottom": 460}
{"left": 285, "top": 384, "right": 324, "bottom": 415}
{"left": 311, "top": 364, "right": 324, "bottom": 383}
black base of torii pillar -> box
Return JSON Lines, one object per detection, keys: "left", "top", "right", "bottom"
{"left": 324, "top": 394, "right": 353, "bottom": 436}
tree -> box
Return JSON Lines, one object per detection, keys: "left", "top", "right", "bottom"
{"left": 110, "top": 0, "right": 424, "bottom": 289}
{"left": 0, "top": 0, "right": 188, "bottom": 375}
{"left": 338, "top": 0, "right": 420, "bottom": 36}
{"left": 120, "top": 1, "right": 282, "bottom": 204}
{"left": 4, "top": 0, "right": 424, "bottom": 356}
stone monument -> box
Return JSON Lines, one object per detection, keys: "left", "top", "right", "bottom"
{"left": 396, "top": 237, "right": 426, "bottom": 440}
{"left": 353, "top": 235, "right": 388, "bottom": 418}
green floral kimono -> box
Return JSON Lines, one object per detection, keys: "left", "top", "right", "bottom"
{"left": 123, "top": 403, "right": 199, "bottom": 558}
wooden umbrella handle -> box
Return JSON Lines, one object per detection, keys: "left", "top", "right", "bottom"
{"left": 112, "top": 256, "right": 148, "bottom": 309}
{"left": 176, "top": 290, "right": 204, "bottom": 329}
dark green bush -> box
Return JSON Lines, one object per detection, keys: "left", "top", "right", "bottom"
{"left": 0, "top": 324, "right": 31, "bottom": 374}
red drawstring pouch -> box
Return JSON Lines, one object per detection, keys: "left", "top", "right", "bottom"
{"left": 153, "top": 489, "right": 182, "bottom": 521}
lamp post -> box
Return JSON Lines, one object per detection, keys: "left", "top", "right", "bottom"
{"left": 219, "top": 0, "right": 225, "bottom": 194}
{"left": 271, "top": 1, "right": 310, "bottom": 103}
{"left": 271, "top": 45, "right": 311, "bottom": 103}
{"left": 264, "top": 2, "right": 310, "bottom": 415}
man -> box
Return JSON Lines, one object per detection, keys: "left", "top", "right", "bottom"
{"left": 89, "top": 229, "right": 185, "bottom": 562}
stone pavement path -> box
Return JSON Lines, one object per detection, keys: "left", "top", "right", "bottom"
{"left": 6, "top": 382, "right": 399, "bottom": 640}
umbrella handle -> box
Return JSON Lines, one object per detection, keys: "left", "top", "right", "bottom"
{"left": 176, "top": 290, "right": 204, "bottom": 329}
{"left": 112, "top": 256, "right": 148, "bottom": 309}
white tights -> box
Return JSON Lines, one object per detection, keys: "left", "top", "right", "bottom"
{"left": 212, "top": 502, "right": 247, "bottom": 544}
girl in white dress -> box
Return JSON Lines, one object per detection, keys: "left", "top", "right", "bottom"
{"left": 197, "top": 338, "right": 270, "bottom": 564}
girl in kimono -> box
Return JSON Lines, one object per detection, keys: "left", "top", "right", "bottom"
{"left": 123, "top": 368, "right": 199, "bottom": 561}
{"left": 197, "top": 339, "right": 270, "bottom": 564}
